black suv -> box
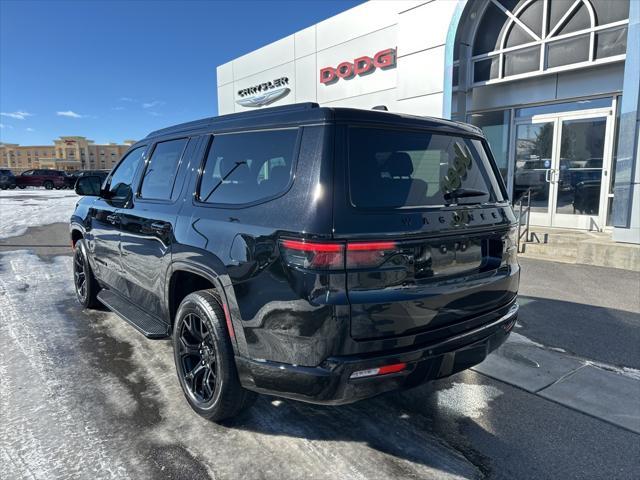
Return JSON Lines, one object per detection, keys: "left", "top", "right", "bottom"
{"left": 65, "top": 169, "right": 110, "bottom": 189}
{"left": 70, "top": 103, "right": 519, "bottom": 421}
{"left": 0, "top": 168, "right": 16, "bottom": 189}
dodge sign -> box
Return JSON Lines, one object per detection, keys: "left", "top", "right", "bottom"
{"left": 320, "top": 48, "right": 396, "bottom": 85}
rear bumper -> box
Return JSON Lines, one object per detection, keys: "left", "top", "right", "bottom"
{"left": 236, "top": 302, "right": 518, "bottom": 405}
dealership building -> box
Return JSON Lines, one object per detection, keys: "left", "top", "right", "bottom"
{"left": 217, "top": 0, "right": 639, "bottom": 244}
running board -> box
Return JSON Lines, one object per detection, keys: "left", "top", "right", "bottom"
{"left": 97, "top": 289, "right": 169, "bottom": 339}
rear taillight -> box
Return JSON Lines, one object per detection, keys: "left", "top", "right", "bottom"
{"left": 279, "top": 239, "right": 401, "bottom": 270}
{"left": 279, "top": 239, "right": 344, "bottom": 270}
{"left": 346, "top": 241, "right": 399, "bottom": 269}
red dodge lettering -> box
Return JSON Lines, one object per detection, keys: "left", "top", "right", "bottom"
{"left": 320, "top": 48, "right": 396, "bottom": 84}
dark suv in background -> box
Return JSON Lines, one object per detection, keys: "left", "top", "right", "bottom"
{"left": 65, "top": 169, "right": 110, "bottom": 189}
{"left": 16, "top": 169, "right": 67, "bottom": 189}
{"left": 0, "top": 169, "right": 16, "bottom": 189}
{"left": 70, "top": 103, "right": 519, "bottom": 421}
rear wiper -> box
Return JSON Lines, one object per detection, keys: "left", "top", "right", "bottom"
{"left": 443, "top": 188, "right": 489, "bottom": 205}
{"left": 443, "top": 188, "right": 488, "bottom": 201}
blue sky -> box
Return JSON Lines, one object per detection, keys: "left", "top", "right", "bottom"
{"left": 0, "top": 0, "right": 362, "bottom": 145}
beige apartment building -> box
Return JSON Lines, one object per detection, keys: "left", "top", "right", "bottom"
{"left": 0, "top": 136, "right": 136, "bottom": 173}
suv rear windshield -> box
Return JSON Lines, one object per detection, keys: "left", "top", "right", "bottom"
{"left": 348, "top": 127, "right": 504, "bottom": 209}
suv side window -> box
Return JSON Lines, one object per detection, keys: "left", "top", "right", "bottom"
{"left": 106, "top": 146, "right": 146, "bottom": 206}
{"left": 139, "top": 138, "right": 188, "bottom": 200}
{"left": 198, "top": 129, "right": 298, "bottom": 205}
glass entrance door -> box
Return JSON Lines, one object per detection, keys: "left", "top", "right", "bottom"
{"left": 512, "top": 110, "right": 613, "bottom": 230}
{"left": 513, "top": 121, "right": 555, "bottom": 226}
{"left": 553, "top": 116, "right": 609, "bottom": 229}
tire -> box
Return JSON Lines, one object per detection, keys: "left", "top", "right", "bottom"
{"left": 9, "top": 184, "right": 16, "bottom": 189}
{"left": 44, "top": 181, "right": 53, "bottom": 190}
{"left": 18, "top": 185, "right": 26, "bottom": 189}
{"left": 73, "top": 239, "right": 100, "bottom": 308}
{"left": 0, "top": 185, "right": 6, "bottom": 190}
{"left": 173, "top": 290, "right": 256, "bottom": 422}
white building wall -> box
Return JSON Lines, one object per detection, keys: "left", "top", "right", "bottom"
{"left": 216, "top": 1, "right": 459, "bottom": 116}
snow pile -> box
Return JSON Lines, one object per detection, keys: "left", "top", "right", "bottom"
{"left": 0, "top": 189, "right": 80, "bottom": 239}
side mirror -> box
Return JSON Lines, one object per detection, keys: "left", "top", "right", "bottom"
{"left": 75, "top": 175, "right": 103, "bottom": 196}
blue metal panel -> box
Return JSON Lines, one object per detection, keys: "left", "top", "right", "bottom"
{"left": 612, "top": 0, "right": 640, "bottom": 237}
{"left": 442, "top": 0, "right": 468, "bottom": 120}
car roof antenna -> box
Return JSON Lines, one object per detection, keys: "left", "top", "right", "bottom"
{"left": 372, "top": 105, "right": 388, "bottom": 111}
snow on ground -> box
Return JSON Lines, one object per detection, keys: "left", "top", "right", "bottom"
{"left": 0, "top": 189, "right": 80, "bottom": 239}
{"left": 0, "top": 250, "right": 483, "bottom": 480}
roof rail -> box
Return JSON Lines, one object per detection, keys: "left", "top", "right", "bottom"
{"left": 261, "top": 102, "right": 319, "bottom": 112}
{"left": 145, "top": 102, "right": 320, "bottom": 138}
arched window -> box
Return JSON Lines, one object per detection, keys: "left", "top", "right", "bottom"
{"left": 470, "top": 0, "right": 629, "bottom": 84}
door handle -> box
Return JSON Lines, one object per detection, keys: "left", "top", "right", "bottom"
{"left": 106, "top": 214, "right": 120, "bottom": 225}
{"left": 150, "top": 221, "right": 171, "bottom": 233}
{"left": 545, "top": 169, "right": 552, "bottom": 183}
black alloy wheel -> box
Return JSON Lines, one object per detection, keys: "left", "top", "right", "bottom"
{"left": 173, "top": 290, "right": 256, "bottom": 421}
{"left": 73, "top": 240, "right": 100, "bottom": 308}
{"left": 178, "top": 312, "right": 219, "bottom": 403}
{"left": 74, "top": 247, "right": 88, "bottom": 303}
{"left": 44, "top": 181, "right": 53, "bottom": 190}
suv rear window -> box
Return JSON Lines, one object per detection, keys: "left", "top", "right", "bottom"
{"left": 348, "top": 127, "right": 504, "bottom": 209}
{"left": 198, "top": 129, "right": 298, "bottom": 205}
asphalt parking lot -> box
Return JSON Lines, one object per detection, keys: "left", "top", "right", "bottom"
{"left": 1, "top": 190, "right": 639, "bottom": 480}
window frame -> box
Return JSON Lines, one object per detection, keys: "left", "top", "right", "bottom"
{"left": 346, "top": 125, "right": 508, "bottom": 211}
{"left": 459, "top": 0, "right": 629, "bottom": 87}
{"left": 103, "top": 144, "right": 148, "bottom": 204}
{"left": 194, "top": 127, "right": 302, "bottom": 209}
{"left": 136, "top": 136, "right": 190, "bottom": 203}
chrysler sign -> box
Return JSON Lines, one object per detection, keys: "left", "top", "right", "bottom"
{"left": 320, "top": 48, "right": 396, "bottom": 85}
{"left": 236, "top": 77, "right": 291, "bottom": 107}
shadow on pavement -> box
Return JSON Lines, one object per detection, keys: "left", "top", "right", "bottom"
{"left": 517, "top": 295, "right": 640, "bottom": 369}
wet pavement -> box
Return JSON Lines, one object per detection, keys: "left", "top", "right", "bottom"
{"left": 1, "top": 213, "right": 639, "bottom": 478}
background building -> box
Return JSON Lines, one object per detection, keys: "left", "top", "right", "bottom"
{"left": 0, "top": 136, "right": 136, "bottom": 173}
{"left": 216, "top": 0, "right": 639, "bottom": 244}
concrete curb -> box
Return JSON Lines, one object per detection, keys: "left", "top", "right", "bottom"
{"left": 473, "top": 334, "right": 640, "bottom": 434}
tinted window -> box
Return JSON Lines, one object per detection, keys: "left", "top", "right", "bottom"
{"left": 107, "top": 146, "right": 145, "bottom": 204}
{"left": 469, "top": 110, "right": 510, "bottom": 181}
{"left": 140, "top": 138, "right": 188, "bottom": 200}
{"left": 199, "top": 129, "right": 298, "bottom": 205}
{"left": 348, "top": 128, "right": 503, "bottom": 209}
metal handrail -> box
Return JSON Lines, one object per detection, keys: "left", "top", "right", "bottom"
{"left": 516, "top": 188, "right": 532, "bottom": 253}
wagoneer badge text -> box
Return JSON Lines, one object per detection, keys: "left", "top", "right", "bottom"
{"left": 236, "top": 77, "right": 290, "bottom": 107}
{"left": 320, "top": 48, "right": 396, "bottom": 85}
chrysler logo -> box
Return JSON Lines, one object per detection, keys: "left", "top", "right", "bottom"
{"left": 236, "top": 77, "right": 291, "bottom": 108}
